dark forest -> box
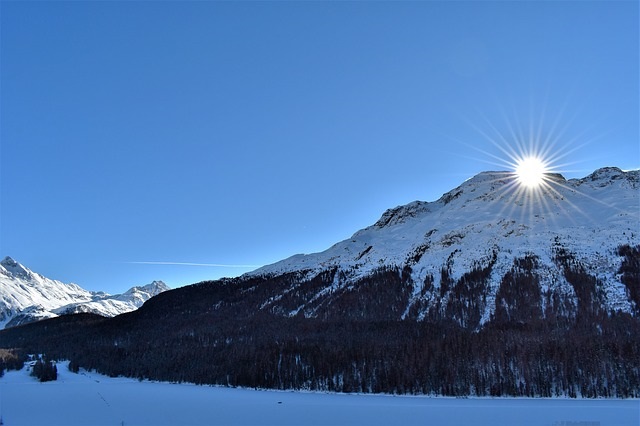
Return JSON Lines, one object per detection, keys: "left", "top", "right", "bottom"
{"left": 1, "top": 245, "right": 638, "bottom": 397}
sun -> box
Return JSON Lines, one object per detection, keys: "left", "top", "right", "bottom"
{"left": 514, "top": 156, "right": 548, "bottom": 188}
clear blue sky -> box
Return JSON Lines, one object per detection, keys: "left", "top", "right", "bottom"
{"left": 1, "top": 1, "right": 638, "bottom": 293}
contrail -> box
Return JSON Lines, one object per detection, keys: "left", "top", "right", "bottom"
{"left": 126, "top": 261, "right": 262, "bottom": 268}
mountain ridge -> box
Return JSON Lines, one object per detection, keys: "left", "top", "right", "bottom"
{"left": 245, "top": 167, "right": 638, "bottom": 325}
{"left": 0, "top": 256, "right": 169, "bottom": 328}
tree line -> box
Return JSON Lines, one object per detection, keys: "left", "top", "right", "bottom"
{"left": 0, "top": 245, "right": 637, "bottom": 397}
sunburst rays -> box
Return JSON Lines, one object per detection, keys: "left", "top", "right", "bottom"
{"left": 450, "top": 96, "right": 634, "bottom": 234}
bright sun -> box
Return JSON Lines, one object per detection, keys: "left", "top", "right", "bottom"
{"left": 515, "top": 157, "right": 548, "bottom": 188}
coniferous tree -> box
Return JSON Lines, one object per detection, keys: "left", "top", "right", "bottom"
{"left": 31, "top": 356, "right": 57, "bottom": 382}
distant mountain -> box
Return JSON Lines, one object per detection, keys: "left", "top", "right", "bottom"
{"left": 1, "top": 167, "right": 638, "bottom": 397}
{"left": 0, "top": 256, "right": 169, "bottom": 328}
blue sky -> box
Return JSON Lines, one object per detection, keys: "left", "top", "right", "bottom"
{"left": 1, "top": 1, "right": 638, "bottom": 293}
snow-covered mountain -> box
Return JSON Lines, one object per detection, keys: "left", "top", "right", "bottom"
{"left": 246, "top": 167, "right": 639, "bottom": 325}
{"left": 1, "top": 167, "right": 638, "bottom": 396}
{"left": 0, "top": 256, "right": 169, "bottom": 328}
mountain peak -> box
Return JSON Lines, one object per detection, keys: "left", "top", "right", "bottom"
{"left": 0, "top": 259, "right": 170, "bottom": 328}
{"left": 149, "top": 280, "right": 170, "bottom": 291}
{"left": 0, "top": 256, "right": 32, "bottom": 279}
{"left": 576, "top": 166, "right": 638, "bottom": 186}
{"left": 124, "top": 280, "right": 171, "bottom": 296}
{"left": 455, "top": 169, "right": 567, "bottom": 192}
{"left": 252, "top": 166, "right": 639, "bottom": 292}
{"left": 589, "top": 166, "right": 623, "bottom": 176}
{"left": 1, "top": 256, "right": 19, "bottom": 269}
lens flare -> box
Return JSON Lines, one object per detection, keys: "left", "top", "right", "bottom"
{"left": 450, "top": 93, "right": 620, "bottom": 231}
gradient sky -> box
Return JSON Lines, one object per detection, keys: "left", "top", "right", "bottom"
{"left": 1, "top": 1, "right": 638, "bottom": 293}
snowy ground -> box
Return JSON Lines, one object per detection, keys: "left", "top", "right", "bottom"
{"left": 0, "top": 363, "right": 638, "bottom": 426}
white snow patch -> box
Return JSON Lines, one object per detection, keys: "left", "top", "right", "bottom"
{"left": 0, "top": 363, "right": 637, "bottom": 426}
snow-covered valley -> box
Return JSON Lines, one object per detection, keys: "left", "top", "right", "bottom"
{"left": 0, "top": 363, "right": 638, "bottom": 426}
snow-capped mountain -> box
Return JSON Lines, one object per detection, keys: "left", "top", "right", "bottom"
{"left": 246, "top": 167, "right": 639, "bottom": 325}
{"left": 1, "top": 167, "right": 638, "bottom": 396}
{"left": 0, "top": 256, "right": 169, "bottom": 328}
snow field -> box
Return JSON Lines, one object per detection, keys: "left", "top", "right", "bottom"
{"left": 0, "top": 363, "right": 638, "bottom": 426}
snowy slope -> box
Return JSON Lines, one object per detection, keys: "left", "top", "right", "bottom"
{"left": 2, "top": 363, "right": 637, "bottom": 426}
{"left": 0, "top": 257, "right": 169, "bottom": 328}
{"left": 248, "top": 167, "right": 639, "bottom": 322}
